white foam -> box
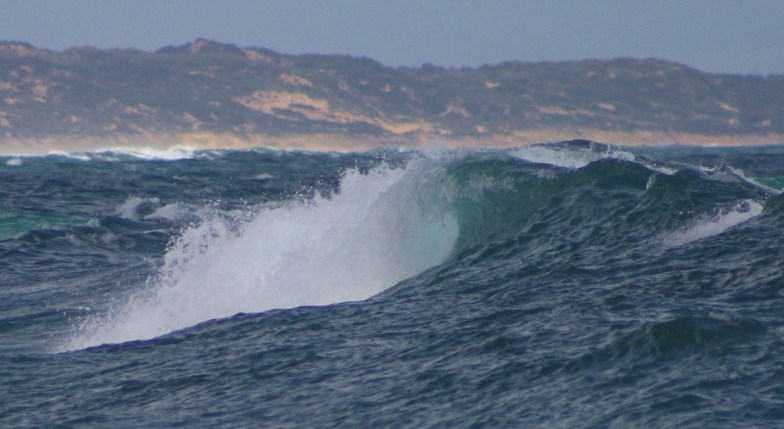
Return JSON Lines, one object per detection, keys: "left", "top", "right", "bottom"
{"left": 101, "top": 145, "right": 200, "bottom": 161}
{"left": 510, "top": 144, "right": 636, "bottom": 169}
{"left": 116, "top": 197, "right": 161, "bottom": 220}
{"left": 252, "top": 173, "right": 275, "bottom": 181}
{"left": 664, "top": 200, "right": 763, "bottom": 247}
{"left": 47, "top": 150, "right": 92, "bottom": 161}
{"left": 64, "top": 161, "right": 459, "bottom": 350}
{"left": 5, "top": 158, "right": 22, "bottom": 166}
{"left": 726, "top": 166, "right": 782, "bottom": 194}
{"left": 40, "top": 145, "right": 210, "bottom": 162}
{"left": 144, "top": 203, "right": 192, "bottom": 222}
{"left": 650, "top": 165, "right": 679, "bottom": 175}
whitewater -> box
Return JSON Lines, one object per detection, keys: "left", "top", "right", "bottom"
{"left": 2, "top": 141, "right": 784, "bottom": 428}
{"left": 67, "top": 162, "right": 459, "bottom": 349}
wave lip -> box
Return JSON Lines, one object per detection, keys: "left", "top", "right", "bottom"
{"left": 510, "top": 141, "right": 636, "bottom": 169}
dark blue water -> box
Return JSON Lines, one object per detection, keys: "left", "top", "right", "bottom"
{"left": 2, "top": 141, "right": 784, "bottom": 428}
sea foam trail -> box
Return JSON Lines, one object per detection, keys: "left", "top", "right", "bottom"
{"left": 64, "top": 162, "right": 459, "bottom": 350}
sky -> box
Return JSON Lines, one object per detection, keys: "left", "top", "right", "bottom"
{"left": 0, "top": 0, "right": 783, "bottom": 75}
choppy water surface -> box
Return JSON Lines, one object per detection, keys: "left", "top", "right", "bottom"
{"left": 2, "top": 141, "right": 784, "bottom": 428}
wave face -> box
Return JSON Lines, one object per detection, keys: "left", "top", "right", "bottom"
{"left": 2, "top": 142, "right": 784, "bottom": 428}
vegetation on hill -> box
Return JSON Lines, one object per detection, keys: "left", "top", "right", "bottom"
{"left": 0, "top": 39, "right": 782, "bottom": 143}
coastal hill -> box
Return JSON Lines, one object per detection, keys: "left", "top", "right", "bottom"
{"left": 1, "top": 39, "right": 783, "bottom": 153}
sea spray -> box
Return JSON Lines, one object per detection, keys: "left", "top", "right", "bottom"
{"left": 65, "top": 161, "right": 459, "bottom": 349}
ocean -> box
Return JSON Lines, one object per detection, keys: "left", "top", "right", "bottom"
{"left": 2, "top": 140, "right": 784, "bottom": 428}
